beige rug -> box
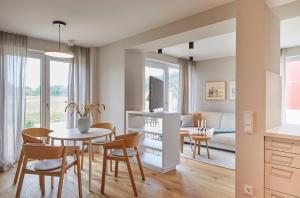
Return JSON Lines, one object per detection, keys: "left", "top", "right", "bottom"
{"left": 180, "top": 144, "right": 235, "bottom": 170}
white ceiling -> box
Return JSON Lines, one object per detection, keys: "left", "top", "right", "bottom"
{"left": 0, "top": 0, "right": 233, "bottom": 47}
{"left": 162, "top": 32, "right": 236, "bottom": 61}
{"left": 161, "top": 16, "right": 300, "bottom": 61}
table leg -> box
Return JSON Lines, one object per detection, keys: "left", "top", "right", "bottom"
{"left": 88, "top": 140, "right": 92, "bottom": 192}
{"left": 193, "top": 140, "right": 197, "bottom": 159}
{"left": 51, "top": 138, "right": 54, "bottom": 189}
{"left": 189, "top": 137, "right": 193, "bottom": 152}
{"left": 61, "top": 140, "right": 64, "bottom": 146}
{"left": 74, "top": 140, "right": 77, "bottom": 173}
{"left": 198, "top": 141, "right": 201, "bottom": 155}
{"left": 180, "top": 135, "right": 183, "bottom": 153}
{"left": 206, "top": 141, "right": 210, "bottom": 159}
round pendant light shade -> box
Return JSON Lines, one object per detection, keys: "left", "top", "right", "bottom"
{"left": 44, "top": 21, "right": 74, "bottom": 58}
{"left": 44, "top": 50, "right": 74, "bottom": 58}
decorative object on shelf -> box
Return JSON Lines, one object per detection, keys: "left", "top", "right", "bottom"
{"left": 229, "top": 81, "right": 236, "bottom": 100}
{"left": 205, "top": 81, "right": 226, "bottom": 100}
{"left": 44, "top": 20, "right": 74, "bottom": 59}
{"left": 65, "top": 102, "right": 105, "bottom": 133}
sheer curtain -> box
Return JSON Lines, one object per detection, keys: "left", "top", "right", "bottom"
{"left": 0, "top": 31, "right": 27, "bottom": 171}
{"left": 67, "top": 46, "right": 90, "bottom": 128}
{"left": 179, "top": 58, "right": 196, "bottom": 114}
{"left": 179, "top": 58, "right": 189, "bottom": 114}
{"left": 188, "top": 61, "right": 196, "bottom": 113}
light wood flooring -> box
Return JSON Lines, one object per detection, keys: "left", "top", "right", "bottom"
{"left": 0, "top": 153, "right": 235, "bottom": 198}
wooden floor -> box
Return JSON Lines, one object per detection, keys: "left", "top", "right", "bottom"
{"left": 0, "top": 154, "right": 235, "bottom": 198}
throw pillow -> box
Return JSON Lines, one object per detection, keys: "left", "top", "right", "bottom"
{"left": 181, "top": 115, "right": 194, "bottom": 127}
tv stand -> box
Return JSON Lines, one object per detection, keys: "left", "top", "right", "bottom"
{"left": 126, "top": 111, "right": 180, "bottom": 173}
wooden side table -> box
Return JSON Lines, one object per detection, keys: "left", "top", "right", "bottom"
{"left": 180, "top": 130, "right": 193, "bottom": 153}
{"left": 190, "top": 134, "right": 211, "bottom": 159}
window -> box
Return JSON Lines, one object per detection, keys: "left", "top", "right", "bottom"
{"left": 25, "top": 56, "right": 42, "bottom": 128}
{"left": 144, "top": 59, "right": 180, "bottom": 112}
{"left": 284, "top": 56, "right": 300, "bottom": 124}
{"left": 49, "top": 60, "right": 70, "bottom": 131}
{"left": 25, "top": 50, "right": 71, "bottom": 130}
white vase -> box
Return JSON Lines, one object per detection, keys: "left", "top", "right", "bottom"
{"left": 77, "top": 116, "right": 90, "bottom": 133}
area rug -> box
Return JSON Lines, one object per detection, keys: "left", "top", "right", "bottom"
{"left": 180, "top": 144, "right": 235, "bottom": 170}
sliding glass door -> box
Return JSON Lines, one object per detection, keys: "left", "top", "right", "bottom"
{"left": 48, "top": 59, "right": 70, "bottom": 131}
{"left": 25, "top": 51, "right": 71, "bottom": 130}
{"left": 144, "top": 59, "right": 180, "bottom": 112}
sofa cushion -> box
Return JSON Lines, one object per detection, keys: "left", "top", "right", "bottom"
{"left": 180, "top": 115, "right": 194, "bottom": 127}
{"left": 200, "top": 111, "right": 222, "bottom": 128}
{"left": 220, "top": 113, "right": 235, "bottom": 129}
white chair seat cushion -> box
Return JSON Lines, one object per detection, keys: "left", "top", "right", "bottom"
{"left": 92, "top": 137, "right": 108, "bottom": 143}
{"left": 111, "top": 149, "right": 137, "bottom": 157}
{"left": 33, "top": 159, "right": 64, "bottom": 171}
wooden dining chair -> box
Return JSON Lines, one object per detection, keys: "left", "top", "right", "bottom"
{"left": 15, "top": 144, "right": 82, "bottom": 198}
{"left": 101, "top": 132, "right": 145, "bottom": 196}
{"left": 81, "top": 123, "right": 115, "bottom": 169}
{"left": 13, "top": 128, "right": 53, "bottom": 185}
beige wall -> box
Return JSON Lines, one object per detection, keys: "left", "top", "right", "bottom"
{"left": 236, "top": 1, "right": 280, "bottom": 198}
{"left": 194, "top": 56, "right": 236, "bottom": 113}
{"left": 97, "top": 2, "right": 236, "bottom": 133}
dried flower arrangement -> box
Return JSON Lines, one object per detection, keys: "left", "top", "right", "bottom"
{"left": 65, "top": 102, "right": 105, "bottom": 117}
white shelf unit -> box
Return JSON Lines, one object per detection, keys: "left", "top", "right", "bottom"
{"left": 126, "top": 111, "right": 180, "bottom": 173}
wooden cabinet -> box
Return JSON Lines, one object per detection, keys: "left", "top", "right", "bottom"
{"left": 265, "top": 136, "right": 300, "bottom": 197}
{"left": 265, "top": 189, "right": 297, "bottom": 198}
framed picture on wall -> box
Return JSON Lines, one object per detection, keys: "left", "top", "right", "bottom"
{"left": 229, "top": 81, "right": 236, "bottom": 100}
{"left": 205, "top": 81, "right": 226, "bottom": 100}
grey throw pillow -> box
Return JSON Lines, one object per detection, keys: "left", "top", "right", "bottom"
{"left": 181, "top": 115, "right": 194, "bottom": 127}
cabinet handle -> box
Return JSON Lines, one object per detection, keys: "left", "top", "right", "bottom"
{"left": 271, "top": 140, "right": 294, "bottom": 150}
{"left": 270, "top": 166, "right": 294, "bottom": 178}
{"left": 271, "top": 153, "right": 294, "bottom": 165}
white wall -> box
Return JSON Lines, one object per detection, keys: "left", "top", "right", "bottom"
{"left": 236, "top": 1, "right": 280, "bottom": 197}
{"left": 97, "top": 2, "right": 236, "bottom": 133}
{"left": 194, "top": 56, "right": 235, "bottom": 113}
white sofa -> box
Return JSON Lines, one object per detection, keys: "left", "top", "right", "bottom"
{"left": 181, "top": 111, "right": 235, "bottom": 152}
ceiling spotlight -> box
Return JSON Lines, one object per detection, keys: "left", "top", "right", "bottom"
{"left": 158, "top": 48, "right": 162, "bottom": 54}
{"left": 189, "top": 42, "right": 194, "bottom": 49}
{"left": 189, "top": 56, "right": 194, "bottom": 62}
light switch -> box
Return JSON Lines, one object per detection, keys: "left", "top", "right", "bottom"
{"left": 244, "top": 111, "right": 254, "bottom": 133}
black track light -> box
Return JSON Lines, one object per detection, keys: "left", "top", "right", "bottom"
{"left": 189, "top": 42, "right": 194, "bottom": 49}
{"left": 158, "top": 49, "right": 162, "bottom": 54}
{"left": 189, "top": 56, "right": 194, "bottom": 62}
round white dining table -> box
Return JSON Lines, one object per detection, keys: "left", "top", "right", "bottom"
{"left": 49, "top": 128, "right": 111, "bottom": 192}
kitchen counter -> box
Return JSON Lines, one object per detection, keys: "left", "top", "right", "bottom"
{"left": 265, "top": 124, "right": 300, "bottom": 141}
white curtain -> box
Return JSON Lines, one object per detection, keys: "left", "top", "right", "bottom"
{"left": 0, "top": 31, "right": 27, "bottom": 171}
{"left": 188, "top": 61, "right": 196, "bottom": 113}
{"left": 179, "top": 58, "right": 196, "bottom": 114}
{"left": 179, "top": 58, "right": 189, "bottom": 114}
{"left": 67, "top": 46, "right": 90, "bottom": 128}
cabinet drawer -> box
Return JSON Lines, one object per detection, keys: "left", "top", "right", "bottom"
{"left": 265, "top": 163, "right": 300, "bottom": 197}
{"left": 265, "top": 149, "right": 300, "bottom": 168}
{"left": 265, "top": 189, "right": 297, "bottom": 198}
{"left": 265, "top": 137, "right": 300, "bottom": 154}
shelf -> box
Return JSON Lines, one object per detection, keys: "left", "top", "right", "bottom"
{"left": 128, "top": 127, "right": 162, "bottom": 135}
{"left": 140, "top": 152, "right": 162, "bottom": 170}
{"left": 127, "top": 111, "right": 179, "bottom": 118}
{"left": 141, "top": 138, "right": 162, "bottom": 151}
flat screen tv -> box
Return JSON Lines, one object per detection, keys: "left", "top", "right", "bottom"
{"left": 149, "top": 76, "right": 164, "bottom": 112}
